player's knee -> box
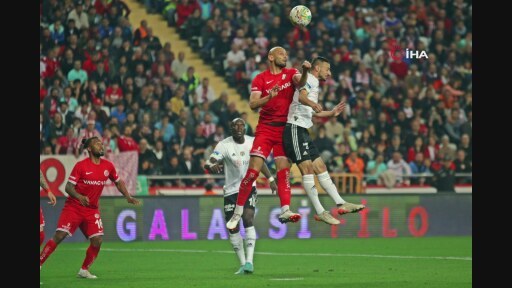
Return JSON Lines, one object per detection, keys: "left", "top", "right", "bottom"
{"left": 313, "top": 158, "right": 327, "bottom": 174}
{"left": 90, "top": 236, "right": 103, "bottom": 247}
{"left": 54, "top": 231, "right": 68, "bottom": 244}
{"left": 298, "top": 161, "right": 314, "bottom": 175}
{"left": 242, "top": 217, "right": 253, "bottom": 228}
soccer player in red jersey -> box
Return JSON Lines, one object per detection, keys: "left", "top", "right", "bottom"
{"left": 40, "top": 169, "right": 57, "bottom": 246}
{"left": 226, "top": 46, "right": 311, "bottom": 229}
{"left": 39, "top": 137, "right": 140, "bottom": 279}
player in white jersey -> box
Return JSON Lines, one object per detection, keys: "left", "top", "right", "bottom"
{"left": 204, "top": 118, "right": 277, "bottom": 275}
{"left": 283, "top": 56, "right": 365, "bottom": 225}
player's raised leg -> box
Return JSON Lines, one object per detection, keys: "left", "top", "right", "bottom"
{"left": 312, "top": 158, "right": 365, "bottom": 215}
{"left": 226, "top": 156, "right": 264, "bottom": 230}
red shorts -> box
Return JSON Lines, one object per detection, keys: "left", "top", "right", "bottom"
{"left": 56, "top": 203, "right": 104, "bottom": 239}
{"left": 40, "top": 207, "right": 45, "bottom": 232}
{"left": 250, "top": 123, "right": 287, "bottom": 159}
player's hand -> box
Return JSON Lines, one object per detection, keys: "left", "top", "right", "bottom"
{"left": 127, "top": 196, "right": 140, "bottom": 205}
{"left": 332, "top": 101, "right": 346, "bottom": 116}
{"left": 269, "top": 179, "right": 278, "bottom": 194}
{"left": 47, "top": 191, "right": 57, "bottom": 206}
{"left": 302, "top": 60, "right": 311, "bottom": 71}
{"left": 269, "top": 85, "right": 279, "bottom": 99}
{"left": 78, "top": 195, "right": 90, "bottom": 207}
{"left": 206, "top": 163, "right": 223, "bottom": 174}
{"left": 312, "top": 103, "right": 323, "bottom": 113}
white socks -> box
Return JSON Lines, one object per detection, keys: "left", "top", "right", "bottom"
{"left": 317, "top": 171, "right": 345, "bottom": 205}
{"left": 281, "top": 205, "right": 290, "bottom": 214}
{"left": 229, "top": 232, "right": 246, "bottom": 266}
{"left": 245, "top": 226, "right": 256, "bottom": 264}
{"left": 303, "top": 174, "right": 325, "bottom": 214}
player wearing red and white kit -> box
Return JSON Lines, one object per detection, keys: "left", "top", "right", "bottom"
{"left": 39, "top": 137, "right": 140, "bottom": 279}
{"left": 226, "top": 46, "right": 311, "bottom": 229}
{"left": 40, "top": 169, "right": 57, "bottom": 247}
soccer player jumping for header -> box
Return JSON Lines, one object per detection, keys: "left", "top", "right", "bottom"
{"left": 283, "top": 56, "right": 365, "bottom": 225}
{"left": 39, "top": 137, "right": 140, "bottom": 279}
{"left": 226, "top": 46, "right": 311, "bottom": 230}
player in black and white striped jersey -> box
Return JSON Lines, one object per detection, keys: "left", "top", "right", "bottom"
{"left": 283, "top": 56, "right": 365, "bottom": 225}
{"left": 204, "top": 118, "right": 277, "bottom": 275}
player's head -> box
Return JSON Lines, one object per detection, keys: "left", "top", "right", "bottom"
{"left": 311, "top": 56, "right": 331, "bottom": 81}
{"left": 82, "top": 137, "right": 104, "bottom": 157}
{"left": 268, "top": 46, "right": 287, "bottom": 68}
{"left": 230, "top": 118, "right": 246, "bottom": 141}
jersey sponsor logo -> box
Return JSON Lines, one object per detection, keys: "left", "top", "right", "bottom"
{"left": 104, "top": 170, "right": 109, "bottom": 177}
{"left": 264, "top": 82, "right": 291, "bottom": 95}
{"left": 224, "top": 203, "right": 235, "bottom": 212}
{"left": 83, "top": 180, "right": 107, "bottom": 185}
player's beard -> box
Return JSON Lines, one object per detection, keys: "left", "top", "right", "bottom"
{"left": 92, "top": 150, "right": 105, "bottom": 157}
{"left": 275, "top": 59, "right": 286, "bottom": 68}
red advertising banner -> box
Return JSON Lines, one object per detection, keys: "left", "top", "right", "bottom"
{"left": 40, "top": 152, "right": 138, "bottom": 197}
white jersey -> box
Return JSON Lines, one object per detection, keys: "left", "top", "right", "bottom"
{"left": 287, "top": 73, "right": 320, "bottom": 128}
{"left": 210, "top": 136, "right": 255, "bottom": 197}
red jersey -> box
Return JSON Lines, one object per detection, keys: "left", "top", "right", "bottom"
{"left": 67, "top": 158, "right": 120, "bottom": 209}
{"left": 251, "top": 68, "right": 301, "bottom": 124}
{"left": 117, "top": 135, "right": 139, "bottom": 152}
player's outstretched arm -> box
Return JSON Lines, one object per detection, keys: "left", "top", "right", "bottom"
{"left": 115, "top": 179, "right": 140, "bottom": 205}
{"left": 298, "top": 89, "right": 322, "bottom": 112}
{"left": 260, "top": 162, "right": 278, "bottom": 194}
{"left": 65, "top": 182, "right": 89, "bottom": 206}
{"left": 313, "top": 101, "right": 346, "bottom": 118}
{"left": 292, "top": 60, "right": 311, "bottom": 88}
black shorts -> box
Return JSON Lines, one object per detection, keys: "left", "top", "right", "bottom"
{"left": 283, "top": 123, "right": 320, "bottom": 164}
{"left": 224, "top": 187, "right": 257, "bottom": 222}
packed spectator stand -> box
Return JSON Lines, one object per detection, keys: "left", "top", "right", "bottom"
{"left": 40, "top": 0, "right": 472, "bottom": 191}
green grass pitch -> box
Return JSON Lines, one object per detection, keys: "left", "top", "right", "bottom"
{"left": 40, "top": 236, "right": 471, "bottom": 287}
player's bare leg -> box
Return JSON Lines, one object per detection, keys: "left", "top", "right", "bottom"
{"left": 40, "top": 230, "right": 68, "bottom": 269}
{"left": 297, "top": 160, "right": 340, "bottom": 225}
{"left": 275, "top": 157, "right": 301, "bottom": 223}
{"left": 312, "top": 158, "right": 365, "bottom": 219}
{"left": 227, "top": 156, "right": 264, "bottom": 230}
{"left": 78, "top": 236, "right": 102, "bottom": 279}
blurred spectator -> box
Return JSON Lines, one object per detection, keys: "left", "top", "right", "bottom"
{"left": 314, "top": 126, "right": 336, "bottom": 158}
{"left": 365, "top": 154, "right": 387, "bottom": 185}
{"left": 454, "top": 149, "right": 472, "bottom": 184}
{"left": 190, "top": 124, "right": 208, "bottom": 159}
{"left": 433, "top": 155, "right": 456, "bottom": 192}
{"left": 458, "top": 133, "right": 472, "bottom": 162}
{"left": 408, "top": 152, "right": 431, "bottom": 185}
{"left": 439, "top": 134, "right": 457, "bottom": 160}
{"left": 386, "top": 151, "right": 412, "bottom": 186}
{"left": 345, "top": 151, "right": 365, "bottom": 181}
{"left": 195, "top": 77, "right": 215, "bottom": 104}
{"left": 407, "top": 136, "right": 425, "bottom": 163}
{"left": 76, "top": 119, "right": 102, "bottom": 157}
{"left": 171, "top": 126, "right": 193, "bottom": 151}
{"left": 115, "top": 125, "right": 139, "bottom": 152}
{"left": 207, "top": 125, "right": 225, "bottom": 145}
{"left": 210, "top": 91, "right": 228, "bottom": 119}
{"left": 385, "top": 135, "right": 406, "bottom": 161}
{"left": 55, "top": 127, "right": 78, "bottom": 155}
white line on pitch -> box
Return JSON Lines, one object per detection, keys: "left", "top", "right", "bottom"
{"left": 269, "top": 278, "right": 304, "bottom": 281}
{"left": 62, "top": 247, "right": 471, "bottom": 261}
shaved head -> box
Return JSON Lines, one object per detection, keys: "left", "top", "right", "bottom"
{"left": 267, "top": 46, "right": 287, "bottom": 68}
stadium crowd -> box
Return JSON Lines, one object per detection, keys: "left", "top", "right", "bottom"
{"left": 40, "top": 0, "right": 472, "bottom": 189}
